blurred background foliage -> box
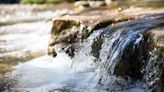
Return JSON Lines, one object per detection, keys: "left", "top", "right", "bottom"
{"left": 20, "top": 0, "right": 65, "bottom": 4}
{"left": 0, "top": 0, "right": 164, "bottom": 6}
{"left": 0, "top": 0, "right": 68, "bottom": 4}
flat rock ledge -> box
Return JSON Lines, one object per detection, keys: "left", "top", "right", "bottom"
{"left": 48, "top": 7, "right": 164, "bottom": 57}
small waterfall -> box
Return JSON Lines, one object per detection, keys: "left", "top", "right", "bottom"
{"left": 72, "top": 13, "right": 164, "bottom": 91}
{"left": 4, "top": 12, "right": 164, "bottom": 92}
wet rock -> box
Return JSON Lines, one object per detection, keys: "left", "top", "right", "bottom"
{"left": 160, "top": 63, "right": 164, "bottom": 91}
{"left": 67, "top": 11, "right": 164, "bottom": 91}
{"left": 48, "top": 14, "right": 124, "bottom": 57}
{"left": 48, "top": 12, "right": 141, "bottom": 57}
{"left": 151, "top": 26, "right": 164, "bottom": 89}
{"left": 48, "top": 8, "right": 164, "bottom": 57}
{"left": 114, "top": 19, "right": 164, "bottom": 91}
{"left": 114, "top": 33, "right": 155, "bottom": 79}
{"left": 97, "top": 13, "right": 164, "bottom": 81}
{"left": 153, "top": 50, "right": 164, "bottom": 92}
{"left": 91, "top": 37, "right": 103, "bottom": 59}
{"left": 48, "top": 19, "right": 81, "bottom": 57}
{"left": 48, "top": 6, "right": 164, "bottom": 57}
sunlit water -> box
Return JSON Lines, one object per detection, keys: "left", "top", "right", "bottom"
{"left": 0, "top": 9, "right": 76, "bottom": 92}
{"left": 1, "top": 12, "right": 144, "bottom": 92}
{"left": 0, "top": 22, "right": 51, "bottom": 58}
{"left": 9, "top": 17, "right": 162, "bottom": 92}
{"left": 0, "top": 9, "right": 74, "bottom": 62}
{"left": 11, "top": 52, "right": 145, "bottom": 92}
{"left": 0, "top": 4, "right": 164, "bottom": 92}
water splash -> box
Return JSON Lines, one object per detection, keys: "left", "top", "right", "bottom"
{"left": 1, "top": 9, "right": 164, "bottom": 92}
{"left": 72, "top": 13, "right": 164, "bottom": 90}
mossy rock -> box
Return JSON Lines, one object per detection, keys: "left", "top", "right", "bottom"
{"left": 155, "top": 46, "right": 164, "bottom": 91}
{"left": 160, "top": 65, "right": 164, "bottom": 90}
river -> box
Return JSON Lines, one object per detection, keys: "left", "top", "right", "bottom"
{"left": 0, "top": 2, "right": 164, "bottom": 92}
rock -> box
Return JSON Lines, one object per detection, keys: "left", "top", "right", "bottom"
{"left": 48, "top": 19, "right": 81, "bottom": 57}
{"left": 114, "top": 32, "right": 155, "bottom": 79}
{"left": 152, "top": 46, "right": 164, "bottom": 92}
{"left": 160, "top": 63, "right": 164, "bottom": 91}
{"left": 48, "top": 14, "right": 135, "bottom": 57}
{"left": 113, "top": 14, "right": 164, "bottom": 91}
{"left": 48, "top": 7, "right": 164, "bottom": 57}
{"left": 48, "top": 15, "right": 113, "bottom": 57}
{"left": 149, "top": 19, "right": 164, "bottom": 91}
{"left": 47, "top": 5, "right": 164, "bottom": 91}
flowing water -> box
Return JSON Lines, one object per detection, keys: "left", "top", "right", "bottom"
{"left": 0, "top": 8, "right": 75, "bottom": 91}
{"left": 0, "top": 3, "right": 164, "bottom": 92}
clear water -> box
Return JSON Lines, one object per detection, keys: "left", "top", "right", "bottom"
{"left": 10, "top": 21, "right": 154, "bottom": 92}
{"left": 0, "top": 4, "right": 164, "bottom": 92}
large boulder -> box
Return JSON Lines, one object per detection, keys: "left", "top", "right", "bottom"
{"left": 48, "top": 7, "right": 164, "bottom": 57}
{"left": 48, "top": 15, "right": 115, "bottom": 57}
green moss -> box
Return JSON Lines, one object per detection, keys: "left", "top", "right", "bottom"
{"left": 46, "top": 0, "right": 64, "bottom": 4}
{"left": 161, "top": 66, "right": 164, "bottom": 86}
{"left": 158, "top": 46, "right": 164, "bottom": 52}
{"left": 156, "top": 46, "right": 164, "bottom": 90}
{"left": 20, "top": 0, "right": 32, "bottom": 4}
{"left": 156, "top": 46, "right": 164, "bottom": 62}
{"left": 20, "top": 0, "right": 64, "bottom": 4}
{"left": 31, "top": 0, "right": 45, "bottom": 4}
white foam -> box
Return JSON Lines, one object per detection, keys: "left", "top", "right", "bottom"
{"left": 12, "top": 52, "right": 73, "bottom": 88}
{"left": 11, "top": 52, "right": 100, "bottom": 92}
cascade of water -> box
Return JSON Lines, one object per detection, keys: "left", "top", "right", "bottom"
{"left": 72, "top": 13, "right": 164, "bottom": 89}
{"left": 5, "top": 13, "right": 164, "bottom": 92}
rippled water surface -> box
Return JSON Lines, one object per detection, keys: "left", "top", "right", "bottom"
{"left": 0, "top": 6, "right": 74, "bottom": 91}
{"left": 0, "top": 2, "right": 164, "bottom": 92}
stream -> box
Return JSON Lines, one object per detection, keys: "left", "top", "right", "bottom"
{"left": 0, "top": 2, "right": 164, "bottom": 92}
{"left": 0, "top": 6, "right": 75, "bottom": 91}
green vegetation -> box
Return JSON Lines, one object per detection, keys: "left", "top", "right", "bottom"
{"left": 20, "top": 0, "right": 64, "bottom": 4}
{"left": 20, "top": 0, "right": 32, "bottom": 4}
{"left": 31, "top": 0, "right": 45, "bottom": 4}
{"left": 46, "top": 0, "right": 64, "bottom": 4}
